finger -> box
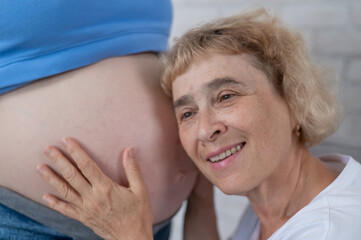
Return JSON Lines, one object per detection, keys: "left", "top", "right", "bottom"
{"left": 61, "top": 137, "right": 104, "bottom": 186}
{"left": 122, "top": 148, "right": 147, "bottom": 196}
{"left": 42, "top": 193, "right": 80, "bottom": 221}
{"left": 37, "top": 164, "right": 82, "bottom": 204}
{"left": 44, "top": 146, "right": 91, "bottom": 196}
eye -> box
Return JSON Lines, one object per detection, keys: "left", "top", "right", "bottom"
{"left": 181, "top": 111, "right": 193, "bottom": 121}
{"left": 220, "top": 94, "right": 234, "bottom": 102}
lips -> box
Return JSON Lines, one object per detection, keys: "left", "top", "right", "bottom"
{"left": 207, "top": 142, "right": 246, "bottom": 163}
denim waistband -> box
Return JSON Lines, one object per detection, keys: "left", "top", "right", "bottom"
{"left": 0, "top": 186, "right": 103, "bottom": 240}
{"left": 0, "top": 186, "right": 171, "bottom": 239}
{"left": 0, "top": 202, "right": 74, "bottom": 240}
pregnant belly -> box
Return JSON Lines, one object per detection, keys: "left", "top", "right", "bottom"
{"left": 0, "top": 54, "right": 197, "bottom": 223}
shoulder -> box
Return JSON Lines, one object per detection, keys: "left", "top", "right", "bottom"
{"left": 271, "top": 155, "right": 361, "bottom": 240}
{"left": 271, "top": 198, "right": 361, "bottom": 240}
{"left": 232, "top": 155, "right": 361, "bottom": 240}
{"left": 323, "top": 155, "right": 361, "bottom": 239}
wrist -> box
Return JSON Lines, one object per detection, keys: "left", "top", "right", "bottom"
{"left": 120, "top": 225, "right": 153, "bottom": 240}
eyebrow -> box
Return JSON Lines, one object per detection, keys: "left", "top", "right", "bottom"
{"left": 173, "top": 94, "right": 194, "bottom": 110}
{"left": 206, "top": 77, "right": 244, "bottom": 90}
{"left": 173, "top": 77, "right": 245, "bottom": 110}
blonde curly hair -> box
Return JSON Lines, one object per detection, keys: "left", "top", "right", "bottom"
{"left": 161, "top": 8, "right": 342, "bottom": 146}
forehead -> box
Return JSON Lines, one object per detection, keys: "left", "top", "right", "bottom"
{"left": 172, "top": 54, "right": 260, "bottom": 100}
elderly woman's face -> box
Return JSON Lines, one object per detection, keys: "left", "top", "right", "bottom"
{"left": 172, "top": 54, "right": 296, "bottom": 195}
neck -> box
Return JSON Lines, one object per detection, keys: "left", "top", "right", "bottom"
{"left": 246, "top": 145, "right": 338, "bottom": 240}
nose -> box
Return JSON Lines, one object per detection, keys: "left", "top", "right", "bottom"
{"left": 197, "top": 109, "right": 226, "bottom": 144}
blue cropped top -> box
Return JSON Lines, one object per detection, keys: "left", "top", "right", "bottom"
{"left": 0, "top": 0, "right": 172, "bottom": 94}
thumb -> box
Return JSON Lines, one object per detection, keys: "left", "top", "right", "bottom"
{"left": 122, "top": 148, "right": 147, "bottom": 195}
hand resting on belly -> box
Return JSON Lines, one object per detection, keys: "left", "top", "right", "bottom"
{"left": 0, "top": 53, "right": 197, "bottom": 224}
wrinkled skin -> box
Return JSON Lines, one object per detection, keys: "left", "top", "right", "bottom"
{"left": 38, "top": 138, "right": 153, "bottom": 240}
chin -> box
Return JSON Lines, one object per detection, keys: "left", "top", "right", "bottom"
{"left": 216, "top": 181, "right": 240, "bottom": 196}
{"left": 215, "top": 177, "right": 250, "bottom": 196}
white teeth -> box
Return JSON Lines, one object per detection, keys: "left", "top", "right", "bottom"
{"left": 209, "top": 143, "right": 245, "bottom": 163}
{"left": 226, "top": 150, "right": 231, "bottom": 157}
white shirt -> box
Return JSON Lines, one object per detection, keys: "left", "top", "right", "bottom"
{"left": 231, "top": 154, "right": 361, "bottom": 240}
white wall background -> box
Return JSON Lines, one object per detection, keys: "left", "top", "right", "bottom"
{"left": 169, "top": 0, "right": 361, "bottom": 239}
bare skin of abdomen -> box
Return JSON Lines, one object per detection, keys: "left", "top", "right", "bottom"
{"left": 0, "top": 53, "right": 197, "bottom": 224}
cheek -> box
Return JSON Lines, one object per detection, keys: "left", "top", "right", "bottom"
{"left": 225, "top": 102, "right": 279, "bottom": 149}
{"left": 253, "top": 104, "right": 293, "bottom": 156}
{"left": 223, "top": 104, "right": 255, "bottom": 129}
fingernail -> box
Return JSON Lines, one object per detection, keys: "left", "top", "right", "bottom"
{"left": 42, "top": 195, "right": 53, "bottom": 204}
{"left": 128, "top": 148, "right": 135, "bottom": 158}
{"left": 36, "top": 165, "right": 44, "bottom": 175}
{"left": 44, "top": 146, "right": 52, "bottom": 156}
{"left": 62, "top": 137, "right": 69, "bottom": 146}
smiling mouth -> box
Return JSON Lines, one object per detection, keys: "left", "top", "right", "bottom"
{"left": 208, "top": 142, "right": 246, "bottom": 163}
